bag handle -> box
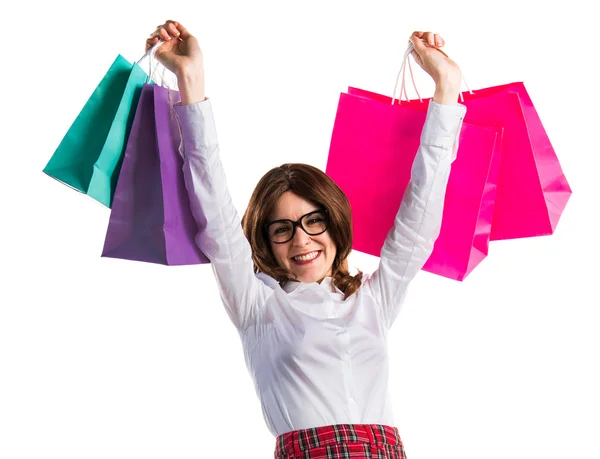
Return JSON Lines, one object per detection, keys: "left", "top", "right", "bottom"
{"left": 136, "top": 40, "right": 176, "bottom": 89}
{"left": 138, "top": 40, "right": 184, "bottom": 154}
{"left": 391, "top": 41, "right": 473, "bottom": 105}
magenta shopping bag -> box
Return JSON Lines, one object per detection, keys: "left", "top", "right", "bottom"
{"left": 459, "top": 83, "right": 571, "bottom": 240}
{"left": 102, "top": 84, "right": 209, "bottom": 266}
{"left": 326, "top": 90, "right": 503, "bottom": 281}
{"left": 354, "top": 82, "right": 572, "bottom": 240}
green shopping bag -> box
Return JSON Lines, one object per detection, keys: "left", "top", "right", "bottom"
{"left": 43, "top": 55, "right": 151, "bottom": 207}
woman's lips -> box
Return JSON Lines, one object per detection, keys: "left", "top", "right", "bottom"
{"left": 290, "top": 250, "right": 322, "bottom": 265}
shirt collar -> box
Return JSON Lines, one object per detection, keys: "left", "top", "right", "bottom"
{"left": 281, "top": 277, "right": 341, "bottom": 294}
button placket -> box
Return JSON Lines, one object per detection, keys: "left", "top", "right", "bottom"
{"left": 339, "top": 327, "right": 354, "bottom": 406}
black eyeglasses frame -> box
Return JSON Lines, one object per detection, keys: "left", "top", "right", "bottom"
{"left": 264, "top": 208, "right": 329, "bottom": 244}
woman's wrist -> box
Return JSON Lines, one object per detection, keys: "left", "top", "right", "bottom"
{"left": 176, "top": 67, "right": 206, "bottom": 105}
{"left": 432, "top": 81, "right": 461, "bottom": 105}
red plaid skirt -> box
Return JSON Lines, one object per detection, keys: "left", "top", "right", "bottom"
{"left": 274, "top": 424, "right": 407, "bottom": 459}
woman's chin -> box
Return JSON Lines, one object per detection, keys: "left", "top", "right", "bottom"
{"left": 291, "top": 269, "right": 327, "bottom": 284}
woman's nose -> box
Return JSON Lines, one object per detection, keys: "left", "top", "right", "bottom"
{"left": 291, "top": 225, "right": 311, "bottom": 246}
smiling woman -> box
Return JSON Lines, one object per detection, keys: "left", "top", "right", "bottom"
{"left": 149, "top": 18, "right": 464, "bottom": 459}
{"left": 242, "top": 163, "right": 358, "bottom": 294}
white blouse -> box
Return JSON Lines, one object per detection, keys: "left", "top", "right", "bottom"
{"left": 173, "top": 99, "right": 466, "bottom": 437}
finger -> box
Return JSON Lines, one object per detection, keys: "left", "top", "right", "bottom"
{"left": 159, "top": 20, "right": 191, "bottom": 40}
{"left": 434, "top": 34, "right": 445, "bottom": 47}
{"left": 157, "top": 27, "right": 172, "bottom": 41}
{"left": 172, "top": 21, "right": 192, "bottom": 40}
{"left": 166, "top": 21, "right": 180, "bottom": 38}
{"left": 145, "top": 36, "right": 159, "bottom": 52}
{"left": 423, "top": 31, "right": 435, "bottom": 46}
{"left": 410, "top": 34, "right": 428, "bottom": 54}
{"left": 412, "top": 31, "right": 425, "bottom": 38}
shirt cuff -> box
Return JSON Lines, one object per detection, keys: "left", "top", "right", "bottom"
{"left": 421, "top": 101, "right": 467, "bottom": 161}
{"left": 172, "top": 98, "right": 218, "bottom": 150}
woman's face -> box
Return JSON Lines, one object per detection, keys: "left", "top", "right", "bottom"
{"left": 268, "top": 191, "right": 337, "bottom": 283}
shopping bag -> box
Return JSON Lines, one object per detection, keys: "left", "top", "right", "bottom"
{"left": 101, "top": 84, "right": 209, "bottom": 266}
{"left": 43, "top": 55, "right": 149, "bottom": 207}
{"left": 460, "top": 83, "right": 571, "bottom": 240}
{"left": 360, "top": 81, "right": 573, "bottom": 240}
{"left": 326, "top": 90, "right": 503, "bottom": 281}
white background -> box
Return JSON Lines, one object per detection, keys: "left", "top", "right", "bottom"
{"left": 2, "top": 1, "right": 598, "bottom": 458}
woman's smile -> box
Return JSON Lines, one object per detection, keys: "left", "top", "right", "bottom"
{"left": 291, "top": 250, "right": 322, "bottom": 265}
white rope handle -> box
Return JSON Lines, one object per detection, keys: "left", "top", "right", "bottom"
{"left": 391, "top": 41, "right": 473, "bottom": 105}
{"left": 136, "top": 40, "right": 175, "bottom": 89}
{"left": 139, "top": 41, "right": 184, "bottom": 154}
{"left": 391, "top": 43, "right": 416, "bottom": 105}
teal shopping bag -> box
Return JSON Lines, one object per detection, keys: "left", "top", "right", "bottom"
{"left": 43, "top": 55, "right": 151, "bottom": 207}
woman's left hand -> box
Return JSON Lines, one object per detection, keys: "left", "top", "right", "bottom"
{"left": 409, "top": 31, "right": 462, "bottom": 104}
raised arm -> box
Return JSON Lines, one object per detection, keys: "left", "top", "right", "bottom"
{"left": 363, "top": 31, "right": 466, "bottom": 329}
{"left": 148, "top": 21, "right": 272, "bottom": 331}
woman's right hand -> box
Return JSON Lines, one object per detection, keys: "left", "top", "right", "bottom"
{"left": 146, "top": 20, "right": 205, "bottom": 104}
{"left": 409, "top": 31, "right": 462, "bottom": 105}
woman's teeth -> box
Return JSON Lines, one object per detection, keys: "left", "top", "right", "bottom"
{"left": 292, "top": 251, "right": 320, "bottom": 262}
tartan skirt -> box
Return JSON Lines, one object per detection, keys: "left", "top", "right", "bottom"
{"left": 274, "top": 424, "right": 407, "bottom": 459}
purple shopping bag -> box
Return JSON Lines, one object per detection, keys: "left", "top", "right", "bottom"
{"left": 102, "top": 84, "right": 209, "bottom": 266}
{"left": 326, "top": 90, "right": 503, "bottom": 281}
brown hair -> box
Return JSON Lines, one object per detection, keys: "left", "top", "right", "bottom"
{"left": 241, "top": 163, "right": 363, "bottom": 300}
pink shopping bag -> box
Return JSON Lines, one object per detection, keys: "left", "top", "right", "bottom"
{"left": 325, "top": 90, "right": 503, "bottom": 281}
{"left": 352, "top": 82, "right": 572, "bottom": 240}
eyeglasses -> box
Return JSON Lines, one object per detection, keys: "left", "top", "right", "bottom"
{"left": 265, "top": 209, "right": 329, "bottom": 244}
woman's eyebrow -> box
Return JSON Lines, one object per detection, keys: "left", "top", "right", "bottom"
{"left": 270, "top": 209, "right": 321, "bottom": 222}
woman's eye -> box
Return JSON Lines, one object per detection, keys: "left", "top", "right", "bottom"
{"left": 274, "top": 227, "right": 290, "bottom": 234}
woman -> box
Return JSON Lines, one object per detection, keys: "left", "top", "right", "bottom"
{"left": 147, "top": 20, "right": 465, "bottom": 459}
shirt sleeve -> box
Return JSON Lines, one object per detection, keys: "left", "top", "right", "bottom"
{"left": 362, "top": 101, "right": 466, "bottom": 330}
{"left": 173, "top": 99, "right": 273, "bottom": 332}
